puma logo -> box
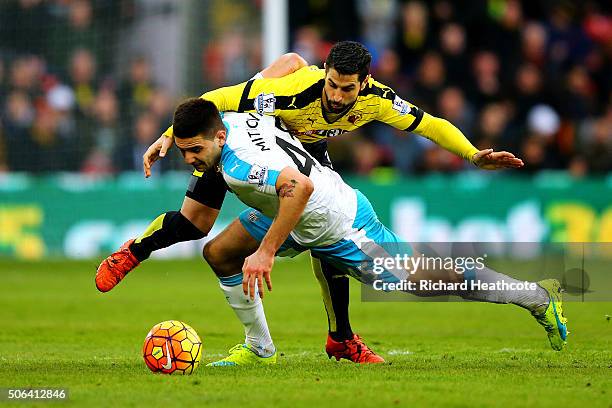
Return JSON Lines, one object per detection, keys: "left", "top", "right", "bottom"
{"left": 288, "top": 96, "right": 297, "bottom": 109}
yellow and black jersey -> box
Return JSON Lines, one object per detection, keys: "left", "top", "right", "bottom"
{"left": 165, "top": 66, "right": 478, "bottom": 162}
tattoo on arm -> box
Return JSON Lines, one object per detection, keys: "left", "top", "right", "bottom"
{"left": 278, "top": 179, "right": 298, "bottom": 198}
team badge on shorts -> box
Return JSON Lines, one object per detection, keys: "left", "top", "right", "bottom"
{"left": 248, "top": 211, "right": 260, "bottom": 223}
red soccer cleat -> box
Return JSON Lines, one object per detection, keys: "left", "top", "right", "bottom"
{"left": 95, "top": 239, "right": 140, "bottom": 292}
{"left": 325, "top": 334, "right": 385, "bottom": 364}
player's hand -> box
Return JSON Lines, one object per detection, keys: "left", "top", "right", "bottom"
{"left": 143, "top": 135, "right": 174, "bottom": 178}
{"left": 242, "top": 249, "right": 274, "bottom": 300}
{"left": 472, "top": 149, "right": 524, "bottom": 170}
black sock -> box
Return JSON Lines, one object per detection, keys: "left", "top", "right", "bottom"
{"left": 320, "top": 261, "right": 354, "bottom": 342}
{"left": 130, "top": 211, "right": 205, "bottom": 262}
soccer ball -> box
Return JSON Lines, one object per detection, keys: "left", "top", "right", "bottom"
{"left": 142, "top": 320, "right": 202, "bottom": 375}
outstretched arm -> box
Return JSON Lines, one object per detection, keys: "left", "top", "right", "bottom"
{"left": 372, "top": 79, "right": 524, "bottom": 170}
{"left": 144, "top": 53, "right": 309, "bottom": 177}
{"left": 416, "top": 115, "right": 524, "bottom": 170}
{"left": 242, "top": 167, "right": 314, "bottom": 299}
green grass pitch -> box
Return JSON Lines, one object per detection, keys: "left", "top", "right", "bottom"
{"left": 1, "top": 256, "right": 611, "bottom": 407}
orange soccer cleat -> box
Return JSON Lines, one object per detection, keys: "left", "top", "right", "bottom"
{"left": 95, "top": 239, "right": 140, "bottom": 292}
{"left": 325, "top": 334, "right": 385, "bottom": 364}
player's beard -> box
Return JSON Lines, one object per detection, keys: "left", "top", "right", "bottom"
{"left": 323, "top": 91, "right": 354, "bottom": 114}
{"left": 193, "top": 149, "right": 221, "bottom": 172}
{"left": 192, "top": 160, "right": 206, "bottom": 172}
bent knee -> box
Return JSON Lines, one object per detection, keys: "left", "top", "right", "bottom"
{"left": 202, "top": 241, "right": 243, "bottom": 278}
{"left": 202, "top": 240, "right": 221, "bottom": 265}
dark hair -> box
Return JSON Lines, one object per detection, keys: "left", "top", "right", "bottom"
{"left": 325, "top": 41, "right": 372, "bottom": 82}
{"left": 173, "top": 98, "right": 224, "bottom": 139}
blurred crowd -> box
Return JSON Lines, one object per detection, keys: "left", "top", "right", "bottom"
{"left": 0, "top": 0, "right": 178, "bottom": 175}
{"left": 0, "top": 0, "right": 610, "bottom": 176}
{"left": 291, "top": 0, "right": 611, "bottom": 175}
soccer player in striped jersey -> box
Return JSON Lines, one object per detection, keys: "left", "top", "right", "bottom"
{"left": 97, "top": 42, "right": 523, "bottom": 365}
{"left": 168, "top": 100, "right": 567, "bottom": 367}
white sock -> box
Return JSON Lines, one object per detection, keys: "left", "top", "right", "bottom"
{"left": 218, "top": 273, "right": 275, "bottom": 357}
{"left": 461, "top": 267, "right": 549, "bottom": 312}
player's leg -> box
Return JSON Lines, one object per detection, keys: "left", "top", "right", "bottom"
{"left": 131, "top": 169, "right": 227, "bottom": 261}
{"left": 203, "top": 213, "right": 277, "bottom": 366}
{"left": 301, "top": 141, "right": 383, "bottom": 361}
{"left": 312, "top": 257, "right": 352, "bottom": 339}
{"left": 408, "top": 249, "right": 568, "bottom": 350}
{"left": 400, "top": 233, "right": 567, "bottom": 348}
{"left": 315, "top": 190, "right": 568, "bottom": 350}
{"left": 234, "top": 207, "right": 384, "bottom": 365}
{"left": 95, "top": 171, "right": 223, "bottom": 292}
{"left": 130, "top": 197, "right": 214, "bottom": 260}
{"left": 390, "top": 241, "right": 567, "bottom": 350}
{"left": 95, "top": 197, "right": 211, "bottom": 292}
{"left": 452, "top": 265, "right": 568, "bottom": 350}
{"left": 311, "top": 257, "right": 384, "bottom": 363}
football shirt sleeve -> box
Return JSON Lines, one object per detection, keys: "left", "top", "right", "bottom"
{"left": 232, "top": 66, "right": 321, "bottom": 115}
{"left": 415, "top": 113, "right": 480, "bottom": 162}
{"left": 162, "top": 83, "right": 248, "bottom": 138}
{"left": 163, "top": 66, "right": 321, "bottom": 138}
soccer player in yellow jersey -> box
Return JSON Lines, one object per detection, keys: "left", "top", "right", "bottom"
{"left": 97, "top": 42, "right": 523, "bottom": 365}
{"left": 154, "top": 42, "right": 519, "bottom": 168}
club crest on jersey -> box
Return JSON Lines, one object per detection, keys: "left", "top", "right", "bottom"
{"left": 254, "top": 92, "right": 276, "bottom": 114}
{"left": 392, "top": 96, "right": 411, "bottom": 115}
{"left": 348, "top": 113, "right": 362, "bottom": 124}
{"left": 247, "top": 164, "right": 268, "bottom": 190}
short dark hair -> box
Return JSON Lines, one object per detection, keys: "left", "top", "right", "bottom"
{"left": 325, "top": 41, "right": 371, "bottom": 82}
{"left": 173, "top": 98, "right": 224, "bottom": 139}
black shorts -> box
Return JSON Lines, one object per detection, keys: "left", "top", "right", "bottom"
{"left": 184, "top": 169, "right": 228, "bottom": 210}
